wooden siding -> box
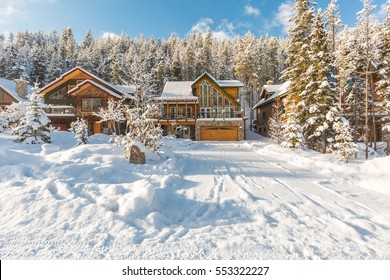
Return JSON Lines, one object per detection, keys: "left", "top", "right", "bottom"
{"left": 72, "top": 83, "right": 119, "bottom": 118}
{"left": 0, "top": 87, "right": 18, "bottom": 108}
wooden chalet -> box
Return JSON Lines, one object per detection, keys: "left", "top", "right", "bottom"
{"left": 39, "top": 67, "right": 133, "bottom": 134}
{"left": 0, "top": 77, "right": 30, "bottom": 109}
{"left": 154, "top": 72, "right": 246, "bottom": 141}
{"left": 253, "top": 81, "right": 290, "bottom": 136}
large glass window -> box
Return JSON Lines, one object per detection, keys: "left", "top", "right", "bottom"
{"left": 82, "top": 98, "right": 102, "bottom": 111}
{"left": 50, "top": 87, "right": 67, "bottom": 100}
{"left": 200, "top": 81, "right": 210, "bottom": 106}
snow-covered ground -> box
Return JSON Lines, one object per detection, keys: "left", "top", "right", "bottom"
{"left": 0, "top": 130, "right": 390, "bottom": 259}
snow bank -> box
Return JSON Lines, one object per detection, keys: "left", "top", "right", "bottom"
{"left": 1, "top": 130, "right": 390, "bottom": 260}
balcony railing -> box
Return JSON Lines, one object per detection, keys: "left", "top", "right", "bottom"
{"left": 43, "top": 105, "right": 76, "bottom": 116}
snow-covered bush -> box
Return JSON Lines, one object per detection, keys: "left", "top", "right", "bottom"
{"left": 4, "top": 102, "right": 27, "bottom": 124}
{"left": 69, "top": 118, "right": 89, "bottom": 146}
{"left": 13, "top": 85, "right": 51, "bottom": 144}
{"left": 0, "top": 110, "right": 9, "bottom": 132}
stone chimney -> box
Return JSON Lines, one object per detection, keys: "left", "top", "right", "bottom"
{"left": 14, "top": 78, "right": 29, "bottom": 99}
{"left": 266, "top": 80, "right": 273, "bottom": 85}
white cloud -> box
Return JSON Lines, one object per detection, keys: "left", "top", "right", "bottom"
{"left": 190, "top": 18, "right": 237, "bottom": 40}
{"left": 245, "top": 5, "right": 260, "bottom": 17}
{"left": 191, "top": 18, "right": 214, "bottom": 34}
{"left": 0, "top": 0, "right": 56, "bottom": 23}
{"left": 376, "top": 3, "right": 387, "bottom": 21}
{"left": 274, "top": 1, "right": 295, "bottom": 34}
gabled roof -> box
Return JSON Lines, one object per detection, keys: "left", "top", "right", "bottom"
{"left": 68, "top": 79, "right": 123, "bottom": 99}
{"left": 191, "top": 72, "right": 244, "bottom": 88}
{"left": 39, "top": 67, "right": 132, "bottom": 97}
{"left": 253, "top": 81, "right": 290, "bottom": 109}
{"left": 0, "top": 77, "right": 30, "bottom": 102}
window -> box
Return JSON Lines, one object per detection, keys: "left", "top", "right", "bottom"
{"left": 212, "top": 88, "right": 223, "bottom": 106}
{"left": 170, "top": 107, "right": 176, "bottom": 118}
{"left": 262, "top": 112, "right": 266, "bottom": 119}
{"left": 0, "top": 91, "right": 4, "bottom": 101}
{"left": 50, "top": 87, "right": 67, "bottom": 100}
{"left": 200, "top": 81, "right": 210, "bottom": 106}
{"left": 82, "top": 98, "right": 102, "bottom": 111}
{"left": 200, "top": 108, "right": 212, "bottom": 118}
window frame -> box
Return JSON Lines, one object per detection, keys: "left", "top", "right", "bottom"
{"left": 81, "top": 98, "right": 102, "bottom": 112}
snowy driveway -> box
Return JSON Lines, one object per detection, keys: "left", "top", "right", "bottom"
{"left": 1, "top": 133, "right": 390, "bottom": 259}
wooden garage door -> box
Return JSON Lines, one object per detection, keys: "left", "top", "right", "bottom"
{"left": 200, "top": 126, "right": 238, "bottom": 141}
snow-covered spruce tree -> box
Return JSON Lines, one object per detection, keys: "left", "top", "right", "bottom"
{"left": 13, "top": 84, "right": 51, "bottom": 144}
{"left": 376, "top": 0, "right": 390, "bottom": 145}
{"left": 357, "top": 0, "right": 377, "bottom": 159}
{"left": 280, "top": 0, "right": 315, "bottom": 148}
{"left": 331, "top": 114, "right": 358, "bottom": 163}
{"left": 345, "top": 28, "right": 368, "bottom": 143}
{"left": 281, "top": 99, "right": 305, "bottom": 149}
{"left": 300, "top": 11, "right": 340, "bottom": 153}
{"left": 268, "top": 98, "right": 284, "bottom": 144}
{"left": 69, "top": 118, "right": 89, "bottom": 146}
{"left": 324, "top": 0, "right": 345, "bottom": 113}
{"left": 334, "top": 27, "right": 354, "bottom": 115}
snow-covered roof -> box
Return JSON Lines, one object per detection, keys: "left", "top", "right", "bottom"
{"left": 68, "top": 80, "right": 123, "bottom": 99}
{"left": 108, "top": 83, "right": 135, "bottom": 94}
{"left": 253, "top": 81, "right": 290, "bottom": 109}
{"left": 156, "top": 81, "right": 198, "bottom": 101}
{"left": 40, "top": 67, "right": 131, "bottom": 96}
{"left": 217, "top": 80, "right": 244, "bottom": 87}
{"left": 0, "top": 77, "right": 30, "bottom": 102}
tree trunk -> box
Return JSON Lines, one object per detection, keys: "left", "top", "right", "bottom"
{"left": 322, "top": 130, "right": 327, "bottom": 154}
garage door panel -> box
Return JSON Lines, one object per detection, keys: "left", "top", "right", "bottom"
{"left": 200, "top": 126, "right": 238, "bottom": 141}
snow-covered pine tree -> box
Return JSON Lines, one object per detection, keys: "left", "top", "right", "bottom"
{"left": 69, "top": 118, "right": 89, "bottom": 146}
{"left": 300, "top": 11, "right": 339, "bottom": 153}
{"left": 357, "top": 0, "right": 377, "bottom": 159}
{"left": 280, "top": 0, "right": 315, "bottom": 148}
{"left": 13, "top": 84, "right": 51, "bottom": 144}
{"left": 281, "top": 99, "right": 305, "bottom": 149}
{"left": 331, "top": 113, "right": 358, "bottom": 163}
{"left": 376, "top": 1, "right": 390, "bottom": 145}
{"left": 268, "top": 98, "right": 284, "bottom": 144}
{"left": 334, "top": 27, "right": 354, "bottom": 115}
{"left": 345, "top": 26, "right": 368, "bottom": 143}
{"left": 4, "top": 102, "right": 27, "bottom": 124}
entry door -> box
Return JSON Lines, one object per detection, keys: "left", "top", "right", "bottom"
{"left": 93, "top": 121, "right": 101, "bottom": 134}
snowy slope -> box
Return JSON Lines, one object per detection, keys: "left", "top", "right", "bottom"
{"left": 0, "top": 131, "right": 390, "bottom": 259}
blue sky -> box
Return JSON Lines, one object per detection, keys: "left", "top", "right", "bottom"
{"left": 0, "top": 0, "right": 388, "bottom": 41}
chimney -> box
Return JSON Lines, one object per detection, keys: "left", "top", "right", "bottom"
{"left": 14, "top": 78, "right": 29, "bottom": 99}
{"left": 266, "top": 80, "right": 273, "bottom": 85}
